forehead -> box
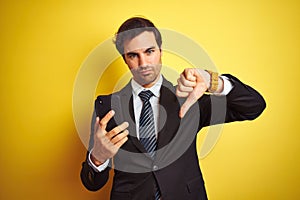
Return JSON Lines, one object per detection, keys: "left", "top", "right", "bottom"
{"left": 123, "top": 31, "right": 158, "bottom": 53}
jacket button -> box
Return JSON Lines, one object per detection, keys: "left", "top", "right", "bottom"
{"left": 153, "top": 165, "right": 158, "bottom": 171}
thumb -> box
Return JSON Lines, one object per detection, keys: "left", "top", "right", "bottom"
{"left": 179, "top": 93, "right": 198, "bottom": 118}
{"left": 179, "top": 69, "right": 207, "bottom": 118}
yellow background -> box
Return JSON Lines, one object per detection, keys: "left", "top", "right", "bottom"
{"left": 0, "top": 0, "right": 299, "bottom": 199}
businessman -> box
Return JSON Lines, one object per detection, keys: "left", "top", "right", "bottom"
{"left": 80, "top": 17, "right": 266, "bottom": 200}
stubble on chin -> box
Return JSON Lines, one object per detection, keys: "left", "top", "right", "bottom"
{"left": 133, "top": 72, "right": 158, "bottom": 87}
{"left": 131, "top": 64, "right": 161, "bottom": 87}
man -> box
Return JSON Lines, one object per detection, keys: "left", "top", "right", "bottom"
{"left": 80, "top": 17, "right": 266, "bottom": 200}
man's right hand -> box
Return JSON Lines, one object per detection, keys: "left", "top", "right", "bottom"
{"left": 91, "top": 110, "right": 129, "bottom": 166}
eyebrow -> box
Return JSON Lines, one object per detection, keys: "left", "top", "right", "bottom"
{"left": 125, "top": 46, "right": 156, "bottom": 56}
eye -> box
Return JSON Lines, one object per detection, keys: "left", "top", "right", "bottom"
{"left": 146, "top": 49, "right": 155, "bottom": 55}
{"left": 127, "top": 53, "right": 137, "bottom": 59}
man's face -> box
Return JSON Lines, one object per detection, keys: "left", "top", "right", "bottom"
{"left": 123, "top": 31, "right": 162, "bottom": 88}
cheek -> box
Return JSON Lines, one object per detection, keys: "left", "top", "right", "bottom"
{"left": 126, "top": 60, "right": 138, "bottom": 70}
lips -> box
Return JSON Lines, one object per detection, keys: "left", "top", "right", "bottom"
{"left": 140, "top": 69, "right": 152, "bottom": 75}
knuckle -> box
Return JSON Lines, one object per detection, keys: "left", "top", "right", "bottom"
{"left": 95, "top": 132, "right": 102, "bottom": 140}
{"left": 110, "top": 128, "right": 118, "bottom": 135}
{"left": 177, "top": 85, "right": 182, "bottom": 90}
{"left": 113, "top": 134, "right": 120, "bottom": 141}
{"left": 95, "top": 134, "right": 100, "bottom": 140}
{"left": 105, "top": 132, "right": 111, "bottom": 139}
{"left": 99, "top": 120, "right": 106, "bottom": 127}
{"left": 110, "top": 129, "right": 116, "bottom": 135}
{"left": 180, "top": 73, "right": 185, "bottom": 81}
{"left": 182, "top": 79, "right": 189, "bottom": 86}
{"left": 180, "top": 74, "right": 186, "bottom": 82}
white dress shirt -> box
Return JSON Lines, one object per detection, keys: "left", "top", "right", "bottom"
{"left": 131, "top": 75, "right": 163, "bottom": 139}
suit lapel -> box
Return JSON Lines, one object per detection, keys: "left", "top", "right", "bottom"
{"left": 157, "top": 78, "right": 181, "bottom": 149}
{"left": 118, "top": 82, "right": 148, "bottom": 154}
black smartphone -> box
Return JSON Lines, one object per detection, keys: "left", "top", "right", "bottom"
{"left": 111, "top": 94, "right": 125, "bottom": 125}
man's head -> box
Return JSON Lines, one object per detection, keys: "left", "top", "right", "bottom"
{"left": 114, "top": 17, "right": 163, "bottom": 88}
{"left": 114, "top": 17, "right": 162, "bottom": 56}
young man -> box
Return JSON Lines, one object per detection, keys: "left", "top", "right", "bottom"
{"left": 80, "top": 17, "right": 266, "bottom": 200}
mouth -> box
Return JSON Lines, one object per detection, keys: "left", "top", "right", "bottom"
{"left": 139, "top": 69, "right": 152, "bottom": 76}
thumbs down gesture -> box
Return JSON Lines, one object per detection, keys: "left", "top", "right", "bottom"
{"left": 176, "top": 68, "right": 211, "bottom": 118}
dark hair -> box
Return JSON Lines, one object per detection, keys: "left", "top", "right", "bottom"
{"left": 114, "top": 17, "right": 162, "bottom": 56}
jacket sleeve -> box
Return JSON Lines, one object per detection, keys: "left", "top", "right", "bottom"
{"left": 198, "top": 74, "right": 266, "bottom": 128}
{"left": 80, "top": 154, "right": 111, "bottom": 191}
{"left": 80, "top": 110, "right": 111, "bottom": 191}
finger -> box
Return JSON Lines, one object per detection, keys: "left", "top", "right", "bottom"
{"left": 177, "top": 78, "right": 194, "bottom": 93}
{"left": 106, "top": 122, "right": 129, "bottom": 139}
{"left": 183, "top": 69, "right": 196, "bottom": 82}
{"left": 94, "top": 117, "right": 100, "bottom": 133}
{"left": 179, "top": 73, "right": 196, "bottom": 87}
{"left": 111, "top": 130, "right": 129, "bottom": 144}
{"left": 115, "top": 136, "right": 129, "bottom": 148}
{"left": 176, "top": 88, "right": 190, "bottom": 98}
{"left": 99, "top": 110, "right": 115, "bottom": 130}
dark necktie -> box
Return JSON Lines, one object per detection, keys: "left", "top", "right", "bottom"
{"left": 138, "top": 90, "right": 161, "bottom": 200}
{"left": 139, "top": 90, "right": 157, "bottom": 158}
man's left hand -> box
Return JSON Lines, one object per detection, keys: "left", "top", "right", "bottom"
{"left": 176, "top": 68, "right": 210, "bottom": 118}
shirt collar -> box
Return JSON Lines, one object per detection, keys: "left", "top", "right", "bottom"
{"left": 131, "top": 74, "right": 162, "bottom": 98}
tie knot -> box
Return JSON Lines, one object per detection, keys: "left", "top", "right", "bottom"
{"left": 139, "top": 90, "right": 154, "bottom": 102}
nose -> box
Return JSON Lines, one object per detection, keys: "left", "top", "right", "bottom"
{"left": 138, "top": 54, "right": 147, "bottom": 67}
